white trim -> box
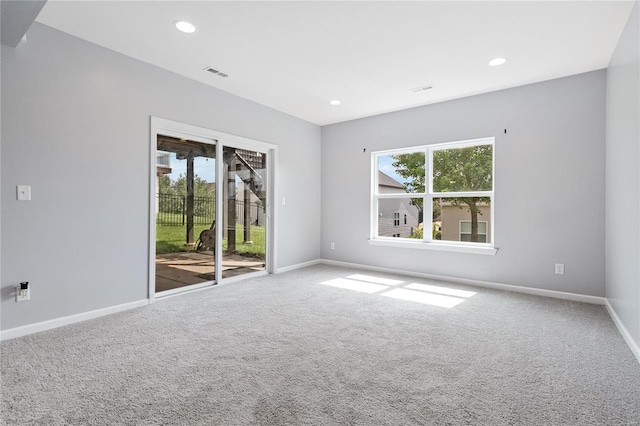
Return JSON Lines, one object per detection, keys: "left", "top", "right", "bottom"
{"left": 215, "top": 142, "right": 224, "bottom": 281}
{"left": 320, "top": 259, "right": 604, "bottom": 305}
{"left": 151, "top": 117, "right": 277, "bottom": 151}
{"left": 0, "top": 300, "right": 149, "bottom": 341}
{"left": 153, "top": 284, "right": 216, "bottom": 301}
{"left": 604, "top": 299, "right": 640, "bottom": 364}
{"left": 149, "top": 270, "right": 269, "bottom": 303}
{"left": 369, "top": 238, "right": 498, "bottom": 255}
{"left": 373, "top": 136, "right": 495, "bottom": 156}
{"left": 221, "top": 269, "right": 269, "bottom": 285}
{"left": 155, "top": 281, "right": 214, "bottom": 299}
{"left": 276, "top": 259, "right": 323, "bottom": 274}
{"left": 370, "top": 153, "right": 379, "bottom": 239}
{"left": 149, "top": 118, "right": 159, "bottom": 302}
{"left": 267, "top": 148, "right": 278, "bottom": 274}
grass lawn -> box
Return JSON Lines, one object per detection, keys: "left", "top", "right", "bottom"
{"left": 156, "top": 223, "right": 265, "bottom": 257}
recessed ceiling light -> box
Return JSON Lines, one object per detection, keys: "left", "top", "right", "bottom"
{"left": 330, "top": 100, "right": 341, "bottom": 106}
{"left": 489, "top": 57, "right": 506, "bottom": 66}
{"left": 175, "top": 21, "right": 196, "bottom": 34}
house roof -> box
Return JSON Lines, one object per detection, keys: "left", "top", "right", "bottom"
{"left": 378, "top": 171, "right": 405, "bottom": 189}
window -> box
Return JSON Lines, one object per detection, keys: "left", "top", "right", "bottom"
{"left": 460, "top": 221, "right": 487, "bottom": 243}
{"left": 371, "top": 137, "right": 494, "bottom": 252}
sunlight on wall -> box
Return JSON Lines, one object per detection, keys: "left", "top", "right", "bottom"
{"left": 319, "top": 274, "right": 475, "bottom": 309}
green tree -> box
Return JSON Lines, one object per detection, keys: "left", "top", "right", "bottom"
{"left": 392, "top": 145, "right": 492, "bottom": 242}
{"left": 171, "top": 174, "right": 214, "bottom": 197}
{"left": 171, "top": 174, "right": 215, "bottom": 218}
{"left": 158, "top": 175, "right": 173, "bottom": 194}
{"left": 390, "top": 152, "right": 429, "bottom": 219}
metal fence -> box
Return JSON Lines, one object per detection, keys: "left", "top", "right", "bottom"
{"left": 236, "top": 200, "right": 266, "bottom": 227}
{"left": 156, "top": 193, "right": 265, "bottom": 227}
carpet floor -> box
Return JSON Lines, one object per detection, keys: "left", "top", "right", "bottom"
{"left": 2, "top": 264, "right": 639, "bottom": 425}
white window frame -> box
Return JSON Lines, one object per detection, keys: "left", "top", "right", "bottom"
{"left": 369, "top": 137, "right": 496, "bottom": 255}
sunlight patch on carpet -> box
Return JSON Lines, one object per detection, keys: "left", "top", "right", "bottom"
{"left": 320, "top": 278, "right": 389, "bottom": 293}
{"left": 346, "top": 274, "right": 403, "bottom": 286}
{"left": 406, "top": 283, "right": 476, "bottom": 298}
{"left": 381, "top": 288, "right": 466, "bottom": 308}
{"left": 319, "top": 273, "right": 477, "bottom": 308}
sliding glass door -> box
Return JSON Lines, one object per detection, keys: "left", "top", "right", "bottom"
{"left": 155, "top": 135, "right": 217, "bottom": 293}
{"left": 222, "top": 146, "right": 267, "bottom": 279}
{"left": 150, "top": 118, "right": 273, "bottom": 298}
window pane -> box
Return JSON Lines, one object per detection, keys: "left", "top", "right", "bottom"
{"left": 156, "top": 136, "right": 216, "bottom": 293}
{"left": 378, "top": 198, "right": 423, "bottom": 238}
{"left": 222, "top": 147, "right": 267, "bottom": 279}
{"left": 377, "top": 151, "right": 425, "bottom": 194}
{"left": 478, "top": 221, "right": 487, "bottom": 234}
{"left": 460, "top": 233, "right": 487, "bottom": 243}
{"left": 434, "top": 197, "right": 491, "bottom": 243}
{"left": 432, "top": 145, "right": 493, "bottom": 192}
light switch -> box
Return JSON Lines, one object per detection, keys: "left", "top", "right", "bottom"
{"left": 17, "top": 185, "right": 31, "bottom": 201}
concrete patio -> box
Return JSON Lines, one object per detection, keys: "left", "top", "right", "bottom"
{"left": 155, "top": 251, "right": 265, "bottom": 292}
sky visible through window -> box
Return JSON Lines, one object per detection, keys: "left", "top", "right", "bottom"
{"left": 378, "top": 155, "right": 404, "bottom": 184}
{"left": 164, "top": 152, "right": 216, "bottom": 183}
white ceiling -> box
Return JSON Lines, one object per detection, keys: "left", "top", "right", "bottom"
{"left": 35, "top": 1, "right": 635, "bottom": 126}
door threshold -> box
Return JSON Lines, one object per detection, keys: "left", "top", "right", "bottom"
{"left": 155, "top": 281, "right": 215, "bottom": 299}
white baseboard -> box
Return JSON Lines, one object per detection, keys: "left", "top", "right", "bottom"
{"left": 320, "top": 259, "right": 606, "bottom": 305}
{"left": 277, "top": 259, "right": 322, "bottom": 274}
{"left": 0, "top": 299, "right": 149, "bottom": 341}
{"left": 604, "top": 299, "right": 640, "bottom": 364}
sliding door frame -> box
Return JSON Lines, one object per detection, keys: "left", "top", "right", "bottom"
{"left": 149, "top": 117, "right": 277, "bottom": 302}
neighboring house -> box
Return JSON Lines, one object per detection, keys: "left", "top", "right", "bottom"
{"left": 156, "top": 152, "right": 172, "bottom": 176}
{"left": 440, "top": 202, "right": 492, "bottom": 243}
{"left": 377, "top": 171, "right": 420, "bottom": 238}
{"left": 155, "top": 152, "right": 172, "bottom": 213}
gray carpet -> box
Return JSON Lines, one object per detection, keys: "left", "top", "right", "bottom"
{"left": 2, "top": 264, "right": 639, "bottom": 425}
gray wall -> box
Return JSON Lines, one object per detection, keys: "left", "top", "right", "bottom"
{"left": 322, "top": 70, "right": 606, "bottom": 296}
{"left": 1, "top": 23, "right": 321, "bottom": 330}
{"left": 606, "top": 2, "right": 640, "bottom": 349}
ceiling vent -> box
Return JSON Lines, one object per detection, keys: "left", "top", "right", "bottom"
{"left": 410, "top": 85, "right": 433, "bottom": 93}
{"left": 204, "top": 67, "right": 229, "bottom": 78}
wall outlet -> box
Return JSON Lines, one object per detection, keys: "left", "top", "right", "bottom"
{"left": 555, "top": 263, "right": 565, "bottom": 275}
{"left": 16, "top": 286, "right": 30, "bottom": 302}
{"left": 330, "top": 242, "right": 335, "bottom": 250}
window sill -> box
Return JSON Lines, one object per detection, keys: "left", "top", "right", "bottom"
{"left": 368, "top": 238, "right": 498, "bottom": 255}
